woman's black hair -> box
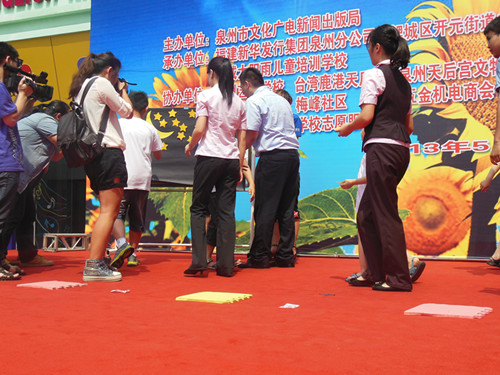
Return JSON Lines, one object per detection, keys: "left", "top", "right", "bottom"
{"left": 207, "top": 56, "right": 234, "bottom": 107}
{"left": 484, "top": 16, "right": 500, "bottom": 35}
{"left": 367, "top": 24, "right": 410, "bottom": 69}
{"left": 27, "top": 100, "right": 70, "bottom": 118}
{"left": 69, "top": 52, "right": 122, "bottom": 98}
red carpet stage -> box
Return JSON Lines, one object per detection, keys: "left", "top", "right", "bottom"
{"left": 3, "top": 251, "right": 500, "bottom": 374}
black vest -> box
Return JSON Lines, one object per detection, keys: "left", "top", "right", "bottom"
{"left": 362, "top": 64, "right": 411, "bottom": 148}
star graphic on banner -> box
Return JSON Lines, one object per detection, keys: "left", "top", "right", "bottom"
{"left": 172, "top": 118, "right": 180, "bottom": 127}
{"left": 177, "top": 132, "right": 186, "bottom": 140}
{"left": 159, "top": 119, "right": 167, "bottom": 127}
{"left": 154, "top": 112, "right": 162, "bottom": 121}
{"left": 179, "top": 123, "right": 187, "bottom": 132}
{"left": 168, "top": 109, "right": 177, "bottom": 117}
{"left": 187, "top": 136, "right": 192, "bottom": 143}
{"left": 188, "top": 109, "right": 196, "bottom": 118}
{"left": 162, "top": 142, "right": 168, "bottom": 150}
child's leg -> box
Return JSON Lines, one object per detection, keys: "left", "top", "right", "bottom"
{"left": 271, "top": 221, "right": 279, "bottom": 255}
{"left": 358, "top": 237, "right": 368, "bottom": 274}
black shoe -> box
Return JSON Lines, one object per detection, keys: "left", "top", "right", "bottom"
{"left": 183, "top": 267, "right": 207, "bottom": 276}
{"left": 216, "top": 271, "right": 234, "bottom": 277}
{"left": 487, "top": 257, "right": 500, "bottom": 268}
{"left": 372, "top": 282, "right": 411, "bottom": 292}
{"left": 347, "top": 276, "right": 373, "bottom": 287}
{"left": 238, "top": 259, "right": 270, "bottom": 269}
{"left": 272, "top": 259, "right": 295, "bottom": 268}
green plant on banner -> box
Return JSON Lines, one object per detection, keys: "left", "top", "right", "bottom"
{"left": 149, "top": 189, "right": 192, "bottom": 242}
{"left": 297, "top": 187, "right": 410, "bottom": 255}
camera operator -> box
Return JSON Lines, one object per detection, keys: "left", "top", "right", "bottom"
{"left": 0, "top": 42, "right": 34, "bottom": 281}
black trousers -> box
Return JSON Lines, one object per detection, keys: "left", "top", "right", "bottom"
{"left": 1, "top": 178, "right": 39, "bottom": 263}
{"left": 249, "top": 149, "right": 299, "bottom": 265}
{"left": 357, "top": 143, "right": 411, "bottom": 291}
{"left": 189, "top": 156, "right": 239, "bottom": 276}
{"left": 0, "top": 172, "right": 20, "bottom": 261}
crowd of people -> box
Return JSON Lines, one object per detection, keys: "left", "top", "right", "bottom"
{"left": 1, "top": 17, "right": 500, "bottom": 287}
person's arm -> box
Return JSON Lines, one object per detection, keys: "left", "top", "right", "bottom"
{"left": 340, "top": 176, "right": 367, "bottom": 189}
{"left": 3, "top": 77, "right": 34, "bottom": 126}
{"left": 100, "top": 78, "right": 133, "bottom": 119}
{"left": 117, "top": 81, "right": 133, "bottom": 119}
{"left": 335, "top": 104, "right": 375, "bottom": 137}
{"left": 405, "top": 113, "right": 414, "bottom": 135}
{"left": 236, "top": 129, "right": 246, "bottom": 183}
{"left": 242, "top": 160, "right": 255, "bottom": 201}
{"left": 490, "top": 101, "right": 500, "bottom": 165}
{"left": 480, "top": 164, "right": 500, "bottom": 192}
{"left": 45, "top": 135, "right": 63, "bottom": 161}
{"left": 185, "top": 115, "right": 207, "bottom": 157}
{"left": 246, "top": 130, "right": 259, "bottom": 149}
{"left": 151, "top": 126, "right": 163, "bottom": 160}
{"left": 51, "top": 149, "right": 64, "bottom": 161}
{"left": 152, "top": 150, "right": 162, "bottom": 160}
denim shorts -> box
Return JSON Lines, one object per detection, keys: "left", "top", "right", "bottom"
{"left": 84, "top": 148, "right": 128, "bottom": 194}
{"left": 117, "top": 189, "right": 149, "bottom": 232}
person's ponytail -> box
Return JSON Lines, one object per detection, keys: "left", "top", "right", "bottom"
{"left": 207, "top": 56, "right": 234, "bottom": 107}
{"left": 68, "top": 53, "right": 96, "bottom": 99}
{"left": 390, "top": 36, "right": 410, "bottom": 69}
{"left": 367, "top": 24, "right": 410, "bottom": 70}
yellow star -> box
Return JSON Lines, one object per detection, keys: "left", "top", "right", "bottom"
{"left": 177, "top": 132, "right": 186, "bottom": 141}
{"left": 159, "top": 119, "right": 167, "bottom": 128}
{"left": 179, "top": 123, "right": 187, "bottom": 132}
{"left": 187, "top": 136, "right": 192, "bottom": 143}
{"left": 154, "top": 112, "right": 162, "bottom": 121}
{"left": 188, "top": 109, "right": 196, "bottom": 118}
{"left": 168, "top": 109, "right": 177, "bottom": 117}
{"left": 172, "top": 118, "right": 180, "bottom": 127}
{"left": 162, "top": 142, "right": 168, "bottom": 150}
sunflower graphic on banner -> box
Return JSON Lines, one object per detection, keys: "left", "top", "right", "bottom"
{"left": 147, "top": 107, "right": 197, "bottom": 186}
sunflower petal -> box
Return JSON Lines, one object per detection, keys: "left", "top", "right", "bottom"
{"left": 410, "top": 39, "right": 450, "bottom": 62}
{"left": 407, "top": 1, "right": 453, "bottom": 21}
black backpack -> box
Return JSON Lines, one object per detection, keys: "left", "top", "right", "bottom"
{"left": 57, "top": 77, "right": 110, "bottom": 168}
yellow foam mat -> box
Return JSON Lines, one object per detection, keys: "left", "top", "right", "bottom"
{"left": 176, "top": 291, "right": 253, "bottom": 304}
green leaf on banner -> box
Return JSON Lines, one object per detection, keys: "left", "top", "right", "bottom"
{"left": 149, "top": 189, "right": 192, "bottom": 241}
{"left": 236, "top": 220, "right": 251, "bottom": 245}
{"left": 296, "top": 187, "right": 412, "bottom": 252}
{"left": 296, "top": 187, "right": 358, "bottom": 248}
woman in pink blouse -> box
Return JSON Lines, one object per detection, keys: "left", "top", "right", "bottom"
{"left": 184, "top": 56, "right": 247, "bottom": 277}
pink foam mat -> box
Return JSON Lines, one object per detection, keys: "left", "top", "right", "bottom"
{"left": 17, "top": 281, "right": 87, "bottom": 290}
{"left": 404, "top": 303, "right": 493, "bottom": 319}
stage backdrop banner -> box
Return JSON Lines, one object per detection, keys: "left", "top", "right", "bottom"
{"left": 87, "top": 0, "right": 500, "bottom": 259}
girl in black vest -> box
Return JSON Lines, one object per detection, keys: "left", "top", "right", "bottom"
{"left": 335, "top": 24, "right": 413, "bottom": 291}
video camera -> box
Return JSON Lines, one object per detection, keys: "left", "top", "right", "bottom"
{"left": 4, "top": 62, "right": 53, "bottom": 102}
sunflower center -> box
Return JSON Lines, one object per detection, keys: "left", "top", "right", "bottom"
{"left": 413, "top": 196, "right": 447, "bottom": 230}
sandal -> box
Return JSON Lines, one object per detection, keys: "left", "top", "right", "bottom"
{"left": 0, "top": 268, "right": 21, "bottom": 281}
{"left": 345, "top": 272, "right": 362, "bottom": 282}
{"left": 234, "top": 259, "right": 243, "bottom": 267}
{"left": 1, "top": 259, "right": 26, "bottom": 276}
{"left": 486, "top": 257, "right": 500, "bottom": 268}
{"left": 206, "top": 259, "right": 216, "bottom": 270}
